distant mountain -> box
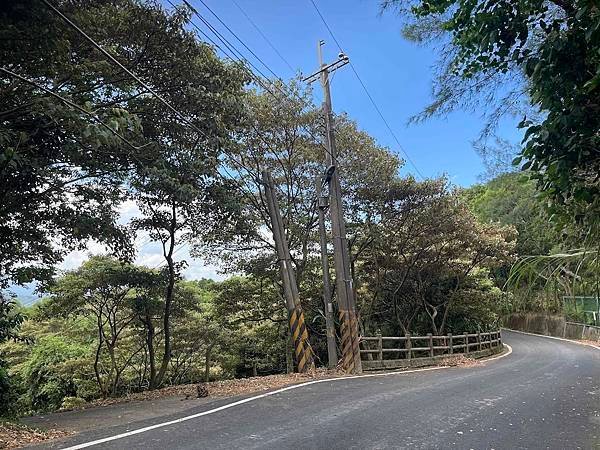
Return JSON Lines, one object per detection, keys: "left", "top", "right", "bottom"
{"left": 3, "top": 283, "right": 42, "bottom": 306}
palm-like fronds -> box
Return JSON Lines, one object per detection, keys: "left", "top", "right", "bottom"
{"left": 506, "top": 248, "right": 599, "bottom": 297}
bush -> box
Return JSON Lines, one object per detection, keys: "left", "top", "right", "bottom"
{"left": 0, "top": 364, "right": 15, "bottom": 417}
{"left": 22, "top": 336, "right": 89, "bottom": 412}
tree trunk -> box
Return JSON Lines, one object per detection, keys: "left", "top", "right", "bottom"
{"left": 107, "top": 344, "right": 118, "bottom": 396}
{"left": 204, "top": 345, "right": 213, "bottom": 382}
{"left": 155, "top": 204, "right": 177, "bottom": 388}
{"left": 146, "top": 313, "right": 157, "bottom": 389}
{"left": 94, "top": 319, "right": 107, "bottom": 398}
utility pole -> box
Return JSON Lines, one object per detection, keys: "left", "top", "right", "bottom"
{"left": 262, "top": 171, "right": 315, "bottom": 373}
{"left": 304, "top": 41, "right": 362, "bottom": 374}
{"left": 315, "top": 176, "right": 338, "bottom": 368}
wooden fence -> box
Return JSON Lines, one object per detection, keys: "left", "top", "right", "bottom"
{"left": 360, "top": 331, "right": 503, "bottom": 370}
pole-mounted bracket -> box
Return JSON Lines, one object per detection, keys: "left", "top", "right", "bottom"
{"left": 302, "top": 56, "right": 350, "bottom": 84}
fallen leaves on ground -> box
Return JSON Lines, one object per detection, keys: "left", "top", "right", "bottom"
{"left": 579, "top": 339, "right": 600, "bottom": 349}
{"left": 80, "top": 368, "right": 344, "bottom": 410}
{"left": 439, "top": 354, "right": 483, "bottom": 367}
{"left": 0, "top": 422, "right": 72, "bottom": 449}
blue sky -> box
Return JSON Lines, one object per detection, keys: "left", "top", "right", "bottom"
{"left": 181, "top": 0, "right": 522, "bottom": 186}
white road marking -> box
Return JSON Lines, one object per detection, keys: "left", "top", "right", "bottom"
{"left": 484, "top": 343, "right": 512, "bottom": 362}
{"left": 503, "top": 328, "right": 600, "bottom": 351}
{"left": 61, "top": 345, "right": 512, "bottom": 449}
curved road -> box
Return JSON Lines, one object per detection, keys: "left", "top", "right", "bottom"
{"left": 38, "top": 331, "right": 600, "bottom": 449}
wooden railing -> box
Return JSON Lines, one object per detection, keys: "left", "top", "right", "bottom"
{"left": 360, "top": 330, "right": 503, "bottom": 363}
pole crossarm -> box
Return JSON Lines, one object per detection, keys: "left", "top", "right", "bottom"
{"left": 302, "top": 57, "right": 349, "bottom": 84}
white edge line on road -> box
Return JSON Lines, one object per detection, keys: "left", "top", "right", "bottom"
{"left": 503, "top": 328, "right": 600, "bottom": 351}
{"left": 62, "top": 345, "right": 512, "bottom": 450}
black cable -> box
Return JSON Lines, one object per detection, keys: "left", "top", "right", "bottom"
{"left": 41, "top": 0, "right": 207, "bottom": 139}
{"left": 308, "top": 0, "right": 425, "bottom": 180}
{"left": 1, "top": 67, "right": 145, "bottom": 152}
{"left": 230, "top": 0, "right": 296, "bottom": 75}
{"left": 168, "top": 1, "right": 331, "bottom": 162}
{"left": 189, "top": 0, "right": 283, "bottom": 82}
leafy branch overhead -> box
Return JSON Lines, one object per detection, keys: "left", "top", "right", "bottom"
{"left": 384, "top": 0, "right": 600, "bottom": 227}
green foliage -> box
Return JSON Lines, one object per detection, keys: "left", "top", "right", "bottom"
{"left": 462, "top": 172, "right": 558, "bottom": 256}
{"left": 0, "top": 0, "right": 248, "bottom": 293}
{"left": 46, "top": 256, "right": 162, "bottom": 397}
{"left": 22, "top": 336, "right": 90, "bottom": 412}
{"left": 355, "top": 176, "right": 516, "bottom": 335}
{"left": 383, "top": 0, "right": 600, "bottom": 228}
{"left": 0, "top": 298, "right": 27, "bottom": 417}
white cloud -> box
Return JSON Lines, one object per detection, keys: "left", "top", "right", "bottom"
{"left": 59, "top": 241, "right": 109, "bottom": 271}
{"left": 117, "top": 199, "right": 141, "bottom": 225}
{"left": 59, "top": 201, "right": 227, "bottom": 281}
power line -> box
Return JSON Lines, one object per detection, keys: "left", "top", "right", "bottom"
{"left": 167, "top": 1, "right": 333, "bottom": 170}
{"left": 175, "top": 1, "right": 279, "bottom": 98}
{"left": 230, "top": 0, "right": 296, "bottom": 75}
{"left": 44, "top": 0, "right": 266, "bottom": 202}
{"left": 308, "top": 0, "right": 425, "bottom": 180}
{"left": 187, "top": 0, "right": 282, "bottom": 82}
{"left": 174, "top": 1, "right": 316, "bottom": 127}
{"left": 1, "top": 67, "right": 145, "bottom": 153}
{"left": 43, "top": 0, "right": 319, "bottom": 213}
{"left": 41, "top": 0, "right": 207, "bottom": 139}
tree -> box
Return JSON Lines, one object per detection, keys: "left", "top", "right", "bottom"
{"left": 382, "top": 0, "right": 600, "bottom": 228}
{"left": 462, "top": 172, "right": 558, "bottom": 257}
{"left": 46, "top": 256, "right": 160, "bottom": 397}
{"left": 0, "top": 0, "right": 152, "bottom": 290}
{"left": 0, "top": 297, "right": 27, "bottom": 416}
{"left": 354, "top": 177, "right": 515, "bottom": 335}
{"left": 0, "top": 0, "right": 248, "bottom": 295}
{"left": 215, "top": 84, "right": 403, "bottom": 360}
{"left": 127, "top": 66, "right": 248, "bottom": 388}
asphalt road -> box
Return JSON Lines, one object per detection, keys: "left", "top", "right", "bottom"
{"left": 35, "top": 330, "right": 600, "bottom": 450}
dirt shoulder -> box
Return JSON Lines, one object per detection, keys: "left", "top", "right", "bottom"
{"left": 80, "top": 369, "right": 343, "bottom": 411}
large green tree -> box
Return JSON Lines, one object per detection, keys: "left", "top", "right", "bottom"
{"left": 462, "top": 172, "right": 558, "bottom": 256}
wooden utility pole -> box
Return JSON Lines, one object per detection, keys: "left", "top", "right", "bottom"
{"left": 262, "top": 171, "right": 315, "bottom": 373}
{"left": 316, "top": 176, "right": 338, "bottom": 368}
{"left": 303, "top": 41, "right": 362, "bottom": 374}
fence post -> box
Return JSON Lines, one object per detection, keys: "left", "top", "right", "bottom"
{"left": 464, "top": 332, "right": 469, "bottom": 354}
{"left": 477, "top": 331, "right": 482, "bottom": 351}
{"left": 406, "top": 333, "right": 412, "bottom": 361}
{"left": 448, "top": 333, "right": 453, "bottom": 354}
{"left": 377, "top": 331, "right": 383, "bottom": 361}
{"left": 428, "top": 333, "right": 434, "bottom": 357}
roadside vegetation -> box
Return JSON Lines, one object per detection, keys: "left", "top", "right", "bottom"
{"left": 1, "top": 0, "right": 598, "bottom": 420}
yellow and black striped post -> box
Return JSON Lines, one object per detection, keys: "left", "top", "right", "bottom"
{"left": 338, "top": 309, "right": 361, "bottom": 373}
{"left": 290, "top": 305, "right": 314, "bottom": 373}
{"left": 263, "top": 171, "right": 315, "bottom": 374}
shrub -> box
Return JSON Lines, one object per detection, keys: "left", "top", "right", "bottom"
{"left": 22, "top": 336, "right": 89, "bottom": 412}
